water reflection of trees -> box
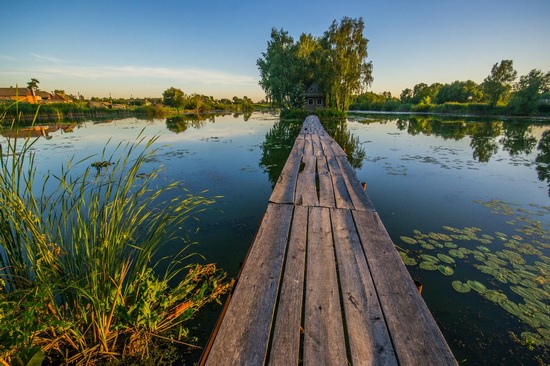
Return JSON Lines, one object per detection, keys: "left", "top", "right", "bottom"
{"left": 469, "top": 122, "right": 502, "bottom": 162}
{"left": 259, "top": 120, "right": 302, "bottom": 187}
{"left": 259, "top": 118, "right": 366, "bottom": 187}
{"left": 536, "top": 130, "right": 550, "bottom": 195}
{"left": 355, "top": 115, "right": 541, "bottom": 163}
{"left": 500, "top": 122, "right": 537, "bottom": 156}
{"left": 165, "top": 114, "right": 213, "bottom": 133}
{"left": 320, "top": 118, "right": 365, "bottom": 169}
{"left": 353, "top": 114, "right": 550, "bottom": 195}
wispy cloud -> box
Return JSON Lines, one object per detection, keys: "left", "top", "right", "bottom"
{"left": 9, "top": 64, "right": 257, "bottom": 85}
{"left": 0, "top": 54, "right": 17, "bottom": 62}
{"left": 30, "top": 53, "right": 67, "bottom": 64}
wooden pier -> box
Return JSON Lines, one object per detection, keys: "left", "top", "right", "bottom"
{"left": 200, "top": 116, "right": 457, "bottom": 365}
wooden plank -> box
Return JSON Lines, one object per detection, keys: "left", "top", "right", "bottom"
{"left": 331, "top": 208, "right": 398, "bottom": 366}
{"left": 352, "top": 210, "right": 458, "bottom": 366}
{"left": 304, "top": 135, "right": 314, "bottom": 156}
{"left": 205, "top": 204, "right": 294, "bottom": 366}
{"left": 334, "top": 154, "right": 376, "bottom": 212}
{"left": 311, "top": 133, "right": 323, "bottom": 156}
{"left": 295, "top": 154, "right": 319, "bottom": 206}
{"left": 326, "top": 154, "right": 354, "bottom": 210}
{"left": 269, "top": 138, "right": 304, "bottom": 204}
{"left": 269, "top": 205, "right": 308, "bottom": 366}
{"left": 304, "top": 207, "right": 347, "bottom": 366}
{"left": 330, "top": 138, "right": 348, "bottom": 157}
{"left": 317, "top": 156, "right": 336, "bottom": 208}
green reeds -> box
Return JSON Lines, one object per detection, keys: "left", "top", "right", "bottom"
{"left": 0, "top": 105, "right": 231, "bottom": 364}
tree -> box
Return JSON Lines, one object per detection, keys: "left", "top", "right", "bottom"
{"left": 257, "top": 17, "right": 373, "bottom": 112}
{"left": 482, "top": 60, "right": 517, "bottom": 107}
{"left": 162, "top": 87, "right": 186, "bottom": 114}
{"left": 319, "top": 17, "right": 373, "bottom": 111}
{"left": 509, "top": 69, "right": 550, "bottom": 115}
{"left": 435, "top": 80, "right": 483, "bottom": 104}
{"left": 400, "top": 88, "right": 413, "bottom": 103}
{"left": 257, "top": 28, "right": 301, "bottom": 109}
{"left": 27, "top": 78, "right": 40, "bottom": 91}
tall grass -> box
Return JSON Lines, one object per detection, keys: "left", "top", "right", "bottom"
{"left": 0, "top": 108, "right": 231, "bottom": 364}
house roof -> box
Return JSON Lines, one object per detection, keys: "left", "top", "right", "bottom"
{"left": 304, "top": 83, "right": 324, "bottom": 98}
{"left": 0, "top": 87, "right": 31, "bottom": 97}
{"left": 37, "top": 91, "right": 53, "bottom": 98}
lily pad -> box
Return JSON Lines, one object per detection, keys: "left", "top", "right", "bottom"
{"left": 419, "top": 261, "right": 439, "bottom": 271}
{"left": 444, "top": 242, "right": 458, "bottom": 249}
{"left": 443, "top": 225, "right": 461, "bottom": 233}
{"left": 400, "top": 236, "right": 417, "bottom": 245}
{"left": 458, "top": 247, "right": 473, "bottom": 255}
{"left": 398, "top": 251, "right": 417, "bottom": 266}
{"left": 437, "top": 253, "right": 455, "bottom": 264}
{"left": 452, "top": 280, "right": 471, "bottom": 293}
{"left": 476, "top": 245, "right": 491, "bottom": 253}
{"left": 438, "top": 265, "right": 454, "bottom": 276}
{"left": 420, "top": 254, "right": 439, "bottom": 263}
{"left": 499, "top": 299, "right": 522, "bottom": 317}
{"left": 483, "top": 289, "right": 507, "bottom": 303}
{"left": 448, "top": 249, "right": 465, "bottom": 259}
{"left": 467, "top": 280, "right": 487, "bottom": 294}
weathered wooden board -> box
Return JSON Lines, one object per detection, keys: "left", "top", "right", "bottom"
{"left": 334, "top": 154, "right": 376, "bottom": 212}
{"left": 311, "top": 133, "right": 323, "bottom": 156}
{"left": 269, "top": 138, "right": 304, "bottom": 204}
{"left": 331, "top": 208, "right": 398, "bottom": 365}
{"left": 268, "top": 205, "right": 308, "bottom": 366}
{"left": 352, "top": 210, "right": 457, "bottom": 366}
{"left": 326, "top": 154, "right": 354, "bottom": 210}
{"left": 304, "top": 207, "right": 347, "bottom": 365}
{"left": 204, "top": 203, "right": 294, "bottom": 366}
{"left": 295, "top": 154, "right": 319, "bottom": 206}
{"left": 317, "top": 155, "right": 336, "bottom": 208}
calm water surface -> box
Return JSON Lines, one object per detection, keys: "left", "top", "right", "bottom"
{"left": 6, "top": 112, "right": 549, "bottom": 365}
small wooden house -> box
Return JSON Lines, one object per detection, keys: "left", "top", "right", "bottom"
{"left": 304, "top": 83, "right": 325, "bottom": 112}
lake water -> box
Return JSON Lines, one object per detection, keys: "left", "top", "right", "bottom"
{"left": 5, "top": 112, "right": 549, "bottom": 364}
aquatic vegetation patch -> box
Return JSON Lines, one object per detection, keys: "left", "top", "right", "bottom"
{"left": 395, "top": 199, "right": 550, "bottom": 350}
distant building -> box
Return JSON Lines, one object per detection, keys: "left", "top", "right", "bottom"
{"left": 304, "top": 83, "right": 325, "bottom": 112}
{"left": 0, "top": 87, "right": 74, "bottom": 104}
{"left": 0, "top": 86, "right": 40, "bottom": 103}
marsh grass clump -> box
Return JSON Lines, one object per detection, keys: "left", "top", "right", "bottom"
{"left": 0, "top": 109, "right": 232, "bottom": 364}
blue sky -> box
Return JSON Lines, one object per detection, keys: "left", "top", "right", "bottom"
{"left": 1, "top": 0, "right": 549, "bottom": 100}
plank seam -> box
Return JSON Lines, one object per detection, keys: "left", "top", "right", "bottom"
{"left": 265, "top": 204, "right": 295, "bottom": 365}
{"left": 349, "top": 208, "right": 400, "bottom": 365}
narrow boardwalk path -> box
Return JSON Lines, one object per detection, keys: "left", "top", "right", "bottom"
{"left": 201, "top": 116, "right": 457, "bottom": 365}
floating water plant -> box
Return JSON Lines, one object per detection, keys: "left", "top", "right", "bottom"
{"left": 452, "top": 280, "right": 471, "bottom": 293}
{"left": 400, "top": 236, "right": 418, "bottom": 245}
{"left": 394, "top": 199, "right": 550, "bottom": 350}
{"left": 438, "top": 265, "right": 455, "bottom": 276}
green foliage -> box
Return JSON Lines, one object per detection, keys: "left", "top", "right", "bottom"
{"left": 0, "top": 111, "right": 232, "bottom": 363}
{"left": 26, "top": 78, "right": 39, "bottom": 91}
{"left": 279, "top": 108, "right": 310, "bottom": 120}
{"left": 162, "top": 87, "right": 186, "bottom": 113}
{"left": 257, "top": 28, "right": 302, "bottom": 110}
{"left": 436, "top": 80, "right": 483, "bottom": 104}
{"left": 482, "top": 60, "right": 517, "bottom": 107}
{"left": 320, "top": 17, "right": 373, "bottom": 111}
{"left": 257, "top": 17, "right": 372, "bottom": 112}
{"left": 509, "top": 69, "right": 550, "bottom": 115}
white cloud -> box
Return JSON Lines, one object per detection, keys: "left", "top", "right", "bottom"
{"left": 0, "top": 54, "right": 17, "bottom": 62}
{"left": 30, "top": 53, "right": 67, "bottom": 64}
{"left": 8, "top": 64, "right": 257, "bottom": 86}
